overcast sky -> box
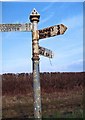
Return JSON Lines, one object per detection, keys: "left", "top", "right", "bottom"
{"left": 0, "top": 1, "right": 83, "bottom": 73}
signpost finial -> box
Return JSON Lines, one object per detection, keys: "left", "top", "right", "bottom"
{"left": 29, "top": 8, "right": 40, "bottom": 22}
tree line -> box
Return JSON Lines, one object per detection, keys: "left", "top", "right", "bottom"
{"left": 2, "top": 72, "right": 84, "bottom": 95}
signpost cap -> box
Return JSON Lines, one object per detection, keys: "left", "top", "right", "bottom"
{"left": 29, "top": 8, "right": 40, "bottom": 22}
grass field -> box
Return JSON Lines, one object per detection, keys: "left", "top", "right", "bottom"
{"left": 2, "top": 87, "right": 83, "bottom": 119}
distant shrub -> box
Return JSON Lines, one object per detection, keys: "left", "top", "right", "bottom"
{"left": 2, "top": 72, "right": 84, "bottom": 95}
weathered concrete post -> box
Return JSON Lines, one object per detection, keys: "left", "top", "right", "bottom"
{"left": 29, "top": 8, "right": 42, "bottom": 118}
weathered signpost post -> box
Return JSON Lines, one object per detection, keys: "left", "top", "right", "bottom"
{"left": 0, "top": 8, "right": 67, "bottom": 119}
{"left": 29, "top": 9, "right": 42, "bottom": 118}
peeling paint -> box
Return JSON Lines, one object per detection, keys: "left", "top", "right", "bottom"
{"left": 32, "top": 30, "right": 39, "bottom": 40}
{"left": 38, "top": 24, "right": 67, "bottom": 39}
{"left": 39, "top": 46, "right": 53, "bottom": 58}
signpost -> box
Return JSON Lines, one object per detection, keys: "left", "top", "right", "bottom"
{"left": 0, "top": 8, "right": 67, "bottom": 119}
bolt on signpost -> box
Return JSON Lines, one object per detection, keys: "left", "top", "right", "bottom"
{"left": 0, "top": 8, "right": 67, "bottom": 119}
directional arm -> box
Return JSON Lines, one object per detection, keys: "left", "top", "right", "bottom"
{"left": 0, "top": 23, "right": 32, "bottom": 32}
{"left": 39, "top": 46, "right": 54, "bottom": 58}
{"left": 38, "top": 24, "right": 67, "bottom": 39}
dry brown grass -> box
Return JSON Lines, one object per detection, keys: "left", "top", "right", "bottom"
{"left": 2, "top": 87, "right": 83, "bottom": 118}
